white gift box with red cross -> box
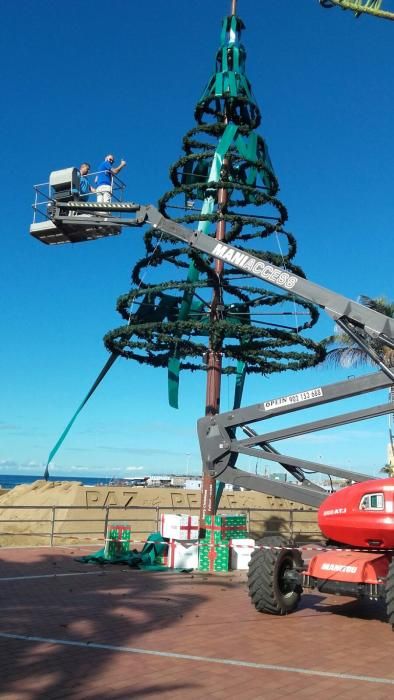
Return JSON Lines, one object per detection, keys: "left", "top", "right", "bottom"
{"left": 160, "top": 513, "right": 199, "bottom": 541}
{"left": 229, "top": 538, "right": 256, "bottom": 570}
{"left": 163, "top": 539, "right": 199, "bottom": 569}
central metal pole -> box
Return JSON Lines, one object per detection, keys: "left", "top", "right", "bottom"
{"left": 198, "top": 0, "right": 237, "bottom": 535}
{"left": 199, "top": 157, "right": 229, "bottom": 534}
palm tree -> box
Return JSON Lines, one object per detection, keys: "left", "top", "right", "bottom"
{"left": 325, "top": 296, "right": 394, "bottom": 369}
{"left": 380, "top": 464, "right": 394, "bottom": 477}
{"left": 326, "top": 296, "right": 394, "bottom": 481}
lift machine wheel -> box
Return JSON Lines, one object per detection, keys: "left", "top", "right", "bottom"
{"left": 248, "top": 536, "right": 303, "bottom": 615}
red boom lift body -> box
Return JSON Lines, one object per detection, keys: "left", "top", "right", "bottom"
{"left": 318, "top": 478, "right": 394, "bottom": 549}
{"left": 301, "top": 479, "right": 394, "bottom": 603}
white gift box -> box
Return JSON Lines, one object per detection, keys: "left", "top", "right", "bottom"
{"left": 160, "top": 513, "right": 199, "bottom": 541}
{"left": 229, "top": 538, "right": 256, "bottom": 570}
{"left": 166, "top": 539, "right": 199, "bottom": 569}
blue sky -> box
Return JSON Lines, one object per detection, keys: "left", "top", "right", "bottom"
{"left": 1, "top": 0, "right": 394, "bottom": 480}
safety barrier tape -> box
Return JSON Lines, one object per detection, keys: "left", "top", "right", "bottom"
{"left": 105, "top": 537, "right": 394, "bottom": 554}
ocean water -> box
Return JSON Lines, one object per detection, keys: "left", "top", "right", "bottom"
{"left": 0, "top": 474, "right": 113, "bottom": 490}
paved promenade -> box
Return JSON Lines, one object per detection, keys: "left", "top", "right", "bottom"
{"left": 0, "top": 546, "right": 392, "bottom": 699}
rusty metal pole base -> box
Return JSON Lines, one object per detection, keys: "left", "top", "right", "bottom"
{"left": 199, "top": 348, "right": 222, "bottom": 538}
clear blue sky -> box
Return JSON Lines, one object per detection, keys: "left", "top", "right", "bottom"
{"left": 1, "top": 0, "right": 394, "bottom": 480}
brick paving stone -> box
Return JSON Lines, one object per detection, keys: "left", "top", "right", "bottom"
{"left": 337, "top": 687, "right": 393, "bottom": 700}
{"left": 0, "top": 547, "right": 393, "bottom": 700}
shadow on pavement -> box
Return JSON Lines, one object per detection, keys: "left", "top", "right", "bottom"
{"left": 0, "top": 548, "right": 238, "bottom": 699}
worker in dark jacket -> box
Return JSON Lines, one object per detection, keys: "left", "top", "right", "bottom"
{"left": 79, "top": 162, "right": 96, "bottom": 201}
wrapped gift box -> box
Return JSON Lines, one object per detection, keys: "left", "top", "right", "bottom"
{"left": 104, "top": 523, "right": 131, "bottom": 559}
{"left": 155, "top": 538, "right": 169, "bottom": 565}
{"left": 202, "top": 514, "right": 247, "bottom": 543}
{"left": 160, "top": 513, "right": 199, "bottom": 541}
{"left": 198, "top": 542, "right": 229, "bottom": 572}
{"left": 166, "top": 540, "right": 199, "bottom": 569}
{"left": 229, "top": 538, "right": 256, "bottom": 570}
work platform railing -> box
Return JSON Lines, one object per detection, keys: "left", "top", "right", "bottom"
{"left": 0, "top": 505, "right": 321, "bottom": 547}
{"left": 31, "top": 170, "right": 127, "bottom": 225}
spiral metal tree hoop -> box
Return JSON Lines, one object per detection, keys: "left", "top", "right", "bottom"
{"left": 105, "top": 280, "right": 325, "bottom": 373}
{"left": 105, "top": 12, "right": 326, "bottom": 395}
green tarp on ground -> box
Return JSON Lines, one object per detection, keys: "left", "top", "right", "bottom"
{"left": 77, "top": 532, "right": 169, "bottom": 571}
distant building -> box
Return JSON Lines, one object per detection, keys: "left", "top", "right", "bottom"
{"left": 147, "top": 475, "right": 172, "bottom": 487}
{"left": 183, "top": 479, "right": 243, "bottom": 491}
{"left": 271, "top": 473, "right": 288, "bottom": 482}
{"left": 322, "top": 478, "right": 348, "bottom": 490}
{"left": 108, "top": 476, "right": 148, "bottom": 487}
{"left": 131, "top": 474, "right": 247, "bottom": 490}
{"left": 171, "top": 475, "right": 190, "bottom": 487}
{"left": 185, "top": 479, "right": 202, "bottom": 490}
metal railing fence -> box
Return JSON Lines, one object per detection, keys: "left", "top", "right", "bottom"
{"left": 0, "top": 504, "right": 321, "bottom": 548}
{"left": 32, "top": 171, "right": 126, "bottom": 224}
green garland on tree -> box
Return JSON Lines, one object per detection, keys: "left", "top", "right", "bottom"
{"left": 104, "top": 12, "right": 326, "bottom": 403}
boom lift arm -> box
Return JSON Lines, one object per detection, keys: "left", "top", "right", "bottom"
{"left": 50, "top": 200, "right": 394, "bottom": 352}
{"left": 36, "top": 198, "right": 394, "bottom": 507}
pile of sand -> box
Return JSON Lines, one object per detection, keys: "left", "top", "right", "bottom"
{"left": 0, "top": 480, "right": 89, "bottom": 546}
{"left": 0, "top": 480, "right": 321, "bottom": 547}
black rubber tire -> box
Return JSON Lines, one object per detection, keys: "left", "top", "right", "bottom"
{"left": 385, "top": 559, "right": 394, "bottom": 628}
{"left": 248, "top": 536, "right": 303, "bottom": 615}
